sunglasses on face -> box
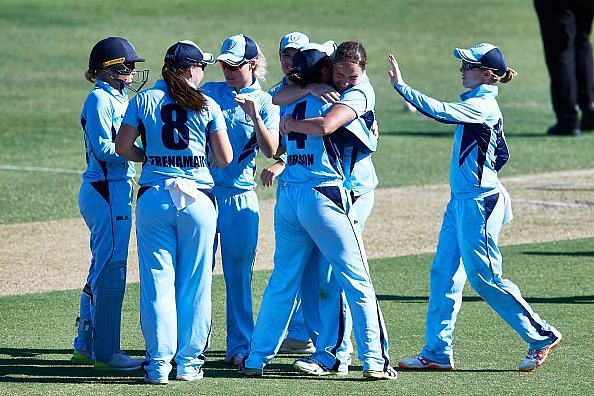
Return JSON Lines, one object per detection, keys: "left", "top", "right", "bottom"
{"left": 194, "top": 63, "right": 206, "bottom": 70}
{"left": 220, "top": 61, "right": 248, "bottom": 71}
{"left": 461, "top": 61, "right": 482, "bottom": 71}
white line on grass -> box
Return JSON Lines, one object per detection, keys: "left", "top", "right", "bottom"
{"left": 0, "top": 165, "right": 83, "bottom": 175}
{"left": 515, "top": 198, "right": 594, "bottom": 208}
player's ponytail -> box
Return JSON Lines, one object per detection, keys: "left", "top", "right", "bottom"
{"left": 488, "top": 67, "right": 518, "bottom": 84}
{"left": 162, "top": 64, "right": 207, "bottom": 113}
{"left": 85, "top": 70, "right": 97, "bottom": 83}
{"left": 499, "top": 67, "right": 517, "bottom": 84}
{"left": 85, "top": 69, "right": 112, "bottom": 84}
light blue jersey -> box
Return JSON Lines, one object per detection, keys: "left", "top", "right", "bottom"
{"left": 299, "top": 75, "right": 379, "bottom": 371}
{"left": 281, "top": 95, "right": 343, "bottom": 187}
{"left": 125, "top": 79, "right": 223, "bottom": 382}
{"left": 75, "top": 79, "right": 135, "bottom": 365}
{"left": 201, "top": 80, "right": 279, "bottom": 190}
{"left": 201, "top": 79, "right": 277, "bottom": 361}
{"left": 81, "top": 80, "right": 135, "bottom": 182}
{"left": 336, "top": 73, "right": 378, "bottom": 195}
{"left": 393, "top": 81, "right": 559, "bottom": 367}
{"left": 123, "top": 80, "right": 225, "bottom": 187}
{"left": 394, "top": 82, "right": 509, "bottom": 198}
{"left": 245, "top": 92, "right": 392, "bottom": 374}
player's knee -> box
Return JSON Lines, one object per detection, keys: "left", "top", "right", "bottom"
{"left": 95, "top": 260, "right": 127, "bottom": 292}
{"left": 466, "top": 270, "right": 494, "bottom": 296}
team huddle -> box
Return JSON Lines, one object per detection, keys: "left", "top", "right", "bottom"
{"left": 73, "top": 32, "right": 562, "bottom": 384}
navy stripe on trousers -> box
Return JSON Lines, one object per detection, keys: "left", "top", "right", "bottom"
{"left": 330, "top": 293, "right": 347, "bottom": 371}
{"left": 342, "top": 195, "right": 390, "bottom": 369}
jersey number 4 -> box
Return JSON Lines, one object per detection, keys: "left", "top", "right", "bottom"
{"left": 288, "top": 101, "right": 307, "bottom": 149}
{"left": 161, "top": 104, "right": 189, "bottom": 150}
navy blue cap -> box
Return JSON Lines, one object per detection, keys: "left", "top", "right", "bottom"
{"left": 290, "top": 41, "right": 337, "bottom": 74}
{"left": 291, "top": 49, "right": 327, "bottom": 75}
{"left": 165, "top": 40, "right": 215, "bottom": 69}
{"left": 89, "top": 37, "right": 144, "bottom": 71}
{"left": 454, "top": 43, "right": 507, "bottom": 77}
{"left": 217, "top": 34, "right": 259, "bottom": 66}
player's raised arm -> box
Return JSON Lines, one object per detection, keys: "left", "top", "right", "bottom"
{"left": 235, "top": 93, "right": 279, "bottom": 158}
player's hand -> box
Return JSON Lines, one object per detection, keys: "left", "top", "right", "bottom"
{"left": 279, "top": 116, "right": 293, "bottom": 136}
{"left": 260, "top": 161, "right": 286, "bottom": 187}
{"left": 308, "top": 83, "right": 340, "bottom": 103}
{"left": 387, "top": 54, "right": 403, "bottom": 86}
{"left": 235, "top": 94, "right": 258, "bottom": 119}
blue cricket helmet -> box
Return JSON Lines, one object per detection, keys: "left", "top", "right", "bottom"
{"left": 89, "top": 37, "right": 145, "bottom": 73}
{"left": 88, "top": 37, "right": 148, "bottom": 92}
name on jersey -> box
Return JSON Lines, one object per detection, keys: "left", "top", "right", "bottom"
{"left": 147, "top": 155, "right": 207, "bottom": 168}
{"left": 287, "top": 154, "right": 314, "bottom": 166}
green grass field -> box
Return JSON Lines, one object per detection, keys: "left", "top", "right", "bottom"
{"left": 1, "top": 238, "right": 592, "bottom": 394}
{"left": 1, "top": 0, "right": 594, "bottom": 223}
{"left": 1, "top": 0, "right": 593, "bottom": 394}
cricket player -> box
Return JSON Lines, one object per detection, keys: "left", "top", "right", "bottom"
{"left": 73, "top": 36, "right": 147, "bottom": 371}
{"left": 268, "top": 41, "right": 379, "bottom": 376}
{"left": 388, "top": 43, "right": 562, "bottom": 372}
{"left": 116, "top": 40, "right": 232, "bottom": 384}
{"left": 241, "top": 42, "right": 396, "bottom": 380}
{"left": 201, "top": 34, "right": 279, "bottom": 366}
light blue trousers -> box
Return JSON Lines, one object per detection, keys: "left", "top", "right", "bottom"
{"left": 74, "top": 180, "right": 132, "bottom": 360}
{"left": 422, "top": 192, "right": 559, "bottom": 365}
{"left": 286, "top": 298, "right": 310, "bottom": 342}
{"left": 245, "top": 184, "right": 390, "bottom": 372}
{"left": 213, "top": 187, "right": 259, "bottom": 359}
{"left": 303, "top": 189, "right": 375, "bottom": 371}
{"left": 136, "top": 185, "right": 217, "bottom": 380}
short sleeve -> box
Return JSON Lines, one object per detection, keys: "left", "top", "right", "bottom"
{"left": 122, "top": 96, "right": 140, "bottom": 128}
{"left": 259, "top": 94, "right": 280, "bottom": 129}
{"left": 337, "top": 88, "right": 368, "bottom": 117}
{"left": 206, "top": 99, "right": 226, "bottom": 133}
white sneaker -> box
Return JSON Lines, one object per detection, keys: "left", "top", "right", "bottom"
{"left": 519, "top": 333, "right": 562, "bottom": 372}
{"left": 362, "top": 366, "right": 398, "bottom": 380}
{"left": 94, "top": 351, "right": 144, "bottom": 371}
{"left": 278, "top": 338, "right": 316, "bottom": 354}
{"left": 223, "top": 352, "right": 245, "bottom": 366}
{"left": 176, "top": 368, "right": 204, "bottom": 381}
{"left": 293, "top": 357, "right": 347, "bottom": 376}
{"left": 398, "top": 354, "right": 453, "bottom": 371}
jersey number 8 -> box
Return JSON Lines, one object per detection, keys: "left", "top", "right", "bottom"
{"left": 161, "top": 104, "right": 190, "bottom": 150}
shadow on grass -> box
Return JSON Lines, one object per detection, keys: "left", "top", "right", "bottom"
{"left": 397, "top": 367, "right": 518, "bottom": 373}
{"left": 0, "top": 347, "right": 145, "bottom": 384}
{"left": 522, "top": 251, "right": 594, "bottom": 257}
{"left": 377, "top": 295, "right": 594, "bottom": 304}
{"left": 0, "top": 349, "right": 372, "bottom": 383}
{"left": 380, "top": 130, "right": 548, "bottom": 138}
